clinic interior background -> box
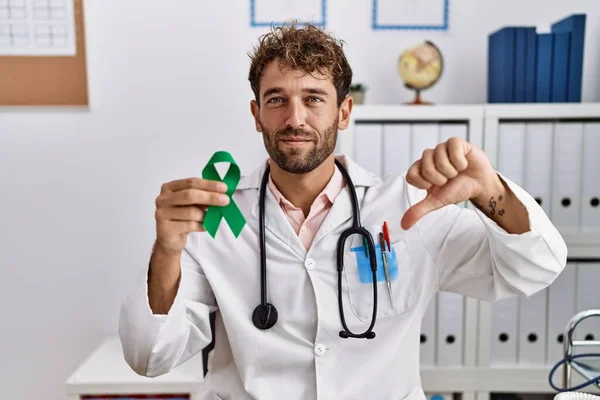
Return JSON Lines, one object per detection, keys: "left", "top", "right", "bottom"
{"left": 0, "top": 0, "right": 599, "bottom": 399}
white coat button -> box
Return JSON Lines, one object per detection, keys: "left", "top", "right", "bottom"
{"left": 314, "top": 343, "right": 327, "bottom": 356}
{"left": 305, "top": 258, "right": 316, "bottom": 270}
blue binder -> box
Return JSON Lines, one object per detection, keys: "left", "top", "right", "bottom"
{"left": 488, "top": 29, "right": 502, "bottom": 102}
{"left": 501, "top": 27, "right": 517, "bottom": 103}
{"left": 514, "top": 27, "right": 537, "bottom": 103}
{"left": 535, "top": 33, "right": 554, "bottom": 103}
{"left": 514, "top": 28, "right": 527, "bottom": 103}
{"left": 488, "top": 33, "right": 496, "bottom": 102}
{"left": 524, "top": 28, "right": 537, "bottom": 102}
{"left": 551, "top": 32, "right": 571, "bottom": 102}
{"left": 551, "top": 14, "right": 586, "bottom": 102}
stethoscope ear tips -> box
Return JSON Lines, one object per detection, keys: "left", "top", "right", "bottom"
{"left": 252, "top": 303, "right": 278, "bottom": 330}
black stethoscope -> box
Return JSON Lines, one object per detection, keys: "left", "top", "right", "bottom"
{"left": 252, "top": 159, "right": 379, "bottom": 339}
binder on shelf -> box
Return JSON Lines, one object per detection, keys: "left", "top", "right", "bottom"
{"left": 421, "top": 294, "right": 437, "bottom": 365}
{"left": 497, "top": 123, "right": 526, "bottom": 186}
{"left": 439, "top": 123, "right": 468, "bottom": 142}
{"left": 574, "top": 262, "right": 600, "bottom": 351}
{"left": 524, "top": 123, "right": 554, "bottom": 216}
{"left": 486, "top": 13, "right": 585, "bottom": 104}
{"left": 551, "top": 32, "right": 571, "bottom": 103}
{"left": 490, "top": 297, "right": 519, "bottom": 365}
{"left": 436, "top": 291, "right": 464, "bottom": 366}
{"left": 515, "top": 27, "right": 536, "bottom": 103}
{"left": 502, "top": 28, "right": 517, "bottom": 103}
{"left": 525, "top": 28, "right": 537, "bottom": 102}
{"left": 535, "top": 33, "right": 554, "bottom": 103}
{"left": 488, "top": 32, "right": 497, "bottom": 103}
{"left": 488, "top": 27, "right": 516, "bottom": 103}
{"left": 546, "top": 262, "right": 576, "bottom": 365}
{"left": 517, "top": 289, "right": 548, "bottom": 365}
{"left": 551, "top": 122, "right": 584, "bottom": 234}
{"left": 411, "top": 123, "right": 440, "bottom": 162}
{"left": 580, "top": 123, "right": 600, "bottom": 233}
{"left": 354, "top": 123, "right": 383, "bottom": 176}
{"left": 382, "top": 124, "right": 412, "bottom": 177}
{"left": 551, "top": 14, "right": 586, "bottom": 102}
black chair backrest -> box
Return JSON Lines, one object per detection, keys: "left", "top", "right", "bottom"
{"left": 202, "top": 311, "right": 217, "bottom": 377}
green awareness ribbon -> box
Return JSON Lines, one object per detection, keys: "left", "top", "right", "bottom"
{"left": 201, "top": 151, "right": 246, "bottom": 238}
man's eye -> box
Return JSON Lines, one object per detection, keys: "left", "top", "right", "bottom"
{"left": 307, "top": 96, "right": 323, "bottom": 102}
{"left": 268, "top": 97, "right": 284, "bottom": 103}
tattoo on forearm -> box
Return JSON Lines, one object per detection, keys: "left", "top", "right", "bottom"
{"left": 473, "top": 194, "right": 506, "bottom": 217}
{"left": 488, "top": 194, "right": 505, "bottom": 216}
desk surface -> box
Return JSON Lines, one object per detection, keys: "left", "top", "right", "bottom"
{"left": 65, "top": 336, "right": 204, "bottom": 395}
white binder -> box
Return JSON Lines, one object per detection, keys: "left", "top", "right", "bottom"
{"left": 551, "top": 123, "right": 584, "bottom": 233}
{"left": 517, "top": 289, "right": 548, "bottom": 365}
{"left": 497, "top": 123, "right": 526, "bottom": 186}
{"left": 411, "top": 123, "right": 440, "bottom": 162}
{"left": 524, "top": 123, "right": 554, "bottom": 216}
{"left": 353, "top": 123, "right": 383, "bottom": 176}
{"left": 382, "top": 124, "right": 412, "bottom": 176}
{"left": 436, "top": 291, "right": 464, "bottom": 366}
{"left": 490, "top": 297, "right": 519, "bottom": 365}
{"left": 580, "top": 123, "right": 600, "bottom": 232}
{"left": 574, "top": 262, "right": 600, "bottom": 352}
{"left": 420, "top": 294, "right": 437, "bottom": 366}
{"left": 439, "top": 123, "right": 468, "bottom": 142}
{"left": 546, "top": 262, "right": 576, "bottom": 365}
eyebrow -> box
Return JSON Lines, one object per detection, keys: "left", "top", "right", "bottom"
{"left": 262, "top": 87, "right": 330, "bottom": 99}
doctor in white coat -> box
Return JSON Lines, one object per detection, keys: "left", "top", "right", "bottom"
{"left": 118, "top": 22, "right": 567, "bottom": 400}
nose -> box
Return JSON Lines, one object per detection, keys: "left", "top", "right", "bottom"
{"left": 285, "top": 99, "right": 307, "bottom": 129}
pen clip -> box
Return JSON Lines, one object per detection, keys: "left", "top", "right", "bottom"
{"left": 383, "top": 221, "right": 391, "bottom": 252}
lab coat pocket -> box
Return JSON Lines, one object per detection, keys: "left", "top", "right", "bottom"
{"left": 343, "top": 237, "right": 415, "bottom": 322}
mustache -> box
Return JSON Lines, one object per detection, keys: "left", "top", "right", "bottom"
{"left": 275, "top": 127, "right": 315, "bottom": 140}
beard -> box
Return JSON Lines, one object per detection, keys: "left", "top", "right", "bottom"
{"left": 260, "top": 118, "right": 338, "bottom": 174}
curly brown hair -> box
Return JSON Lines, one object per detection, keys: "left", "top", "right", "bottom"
{"left": 248, "top": 21, "right": 353, "bottom": 108}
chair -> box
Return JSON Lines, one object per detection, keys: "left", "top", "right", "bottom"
{"left": 202, "top": 311, "right": 217, "bottom": 377}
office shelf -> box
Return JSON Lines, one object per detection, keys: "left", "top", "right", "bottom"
{"left": 65, "top": 337, "right": 204, "bottom": 400}
{"left": 421, "top": 366, "right": 600, "bottom": 394}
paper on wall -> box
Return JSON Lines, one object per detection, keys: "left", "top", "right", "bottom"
{"left": 0, "top": 0, "right": 76, "bottom": 56}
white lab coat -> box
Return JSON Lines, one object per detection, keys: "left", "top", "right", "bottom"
{"left": 118, "top": 154, "right": 567, "bottom": 400}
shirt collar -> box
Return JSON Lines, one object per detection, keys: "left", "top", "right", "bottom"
{"left": 267, "top": 161, "right": 346, "bottom": 207}
{"left": 237, "top": 154, "right": 378, "bottom": 192}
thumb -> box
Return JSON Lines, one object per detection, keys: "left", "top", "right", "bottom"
{"left": 401, "top": 194, "right": 444, "bottom": 230}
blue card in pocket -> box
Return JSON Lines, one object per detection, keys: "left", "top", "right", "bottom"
{"left": 350, "top": 244, "right": 399, "bottom": 284}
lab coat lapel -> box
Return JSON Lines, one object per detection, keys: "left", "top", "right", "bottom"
{"left": 243, "top": 161, "right": 307, "bottom": 259}
{"left": 261, "top": 185, "right": 308, "bottom": 259}
{"left": 311, "top": 156, "right": 378, "bottom": 248}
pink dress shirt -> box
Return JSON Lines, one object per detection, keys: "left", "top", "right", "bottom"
{"left": 268, "top": 164, "right": 346, "bottom": 250}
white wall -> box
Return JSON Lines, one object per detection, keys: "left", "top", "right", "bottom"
{"left": 0, "top": 1, "right": 598, "bottom": 399}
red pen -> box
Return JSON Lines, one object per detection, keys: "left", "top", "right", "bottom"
{"left": 382, "top": 221, "right": 391, "bottom": 252}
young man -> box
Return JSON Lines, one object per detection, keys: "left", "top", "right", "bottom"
{"left": 118, "top": 23, "right": 567, "bottom": 400}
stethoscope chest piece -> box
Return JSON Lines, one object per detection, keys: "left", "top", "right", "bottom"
{"left": 252, "top": 303, "right": 278, "bottom": 330}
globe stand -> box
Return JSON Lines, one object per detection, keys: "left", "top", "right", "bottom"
{"left": 405, "top": 88, "right": 432, "bottom": 105}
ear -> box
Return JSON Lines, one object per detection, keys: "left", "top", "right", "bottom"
{"left": 337, "top": 95, "right": 353, "bottom": 130}
{"left": 250, "top": 100, "right": 262, "bottom": 132}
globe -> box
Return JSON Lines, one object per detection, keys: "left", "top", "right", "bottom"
{"left": 397, "top": 40, "right": 443, "bottom": 104}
